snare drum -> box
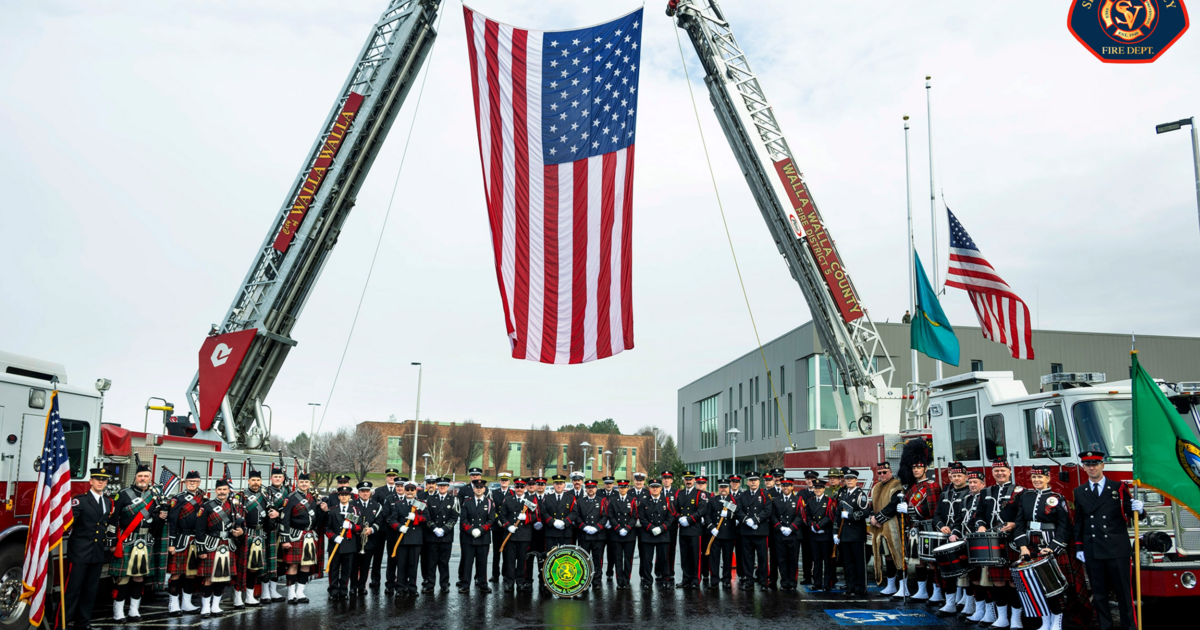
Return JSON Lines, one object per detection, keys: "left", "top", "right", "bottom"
{"left": 1011, "top": 555, "right": 1068, "bottom": 616}
{"left": 918, "top": 531, "right": 948, "bottom": 561}
{"left": 932, "top": 541, "right": 969, "bottom": 578}
{"left": 966, "top": 531, "right": 1007, "bottom": 566}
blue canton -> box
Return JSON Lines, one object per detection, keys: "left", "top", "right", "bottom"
{"left": 947, "top": 209, "right": 978, "bottom": 251}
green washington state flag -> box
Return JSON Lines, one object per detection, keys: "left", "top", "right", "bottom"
{"left": 1132, "top": 352, "right": 1200, "bottom": 519}
{"left": 910, "top": 250, "right": 959, "bottom": 366}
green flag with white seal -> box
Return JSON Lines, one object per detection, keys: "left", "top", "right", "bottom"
{"left": 1132, "top": 351, "right": 1200, "bottom": 520}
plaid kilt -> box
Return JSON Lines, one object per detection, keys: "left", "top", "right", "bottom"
{"left": 147, "top": 534, "right": 168, "bottom": 587}
{"left": 109, "top": 535, "right": 166, "bottom": 580}
{"left": 198, "top": 541, "right": 236, "bottom": 579}
{"left": 167, "top": 548, "right": 191, "bottom": 576}
{"left": 1060, "top": 552, "right": 1094, "bottom": 628}
{"left": 263, "top": 529, "right": 279, "bottom": 578}
{"left": 987, "top": 546, "right": 1020, "bottom": 586}
{"left": 279, "top": 532, "right": 325, "bottom": 577}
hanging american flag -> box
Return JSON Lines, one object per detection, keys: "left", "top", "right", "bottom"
{"left": 20, "top": 391, "right": 74, "bottom": 627}
{"left": 463, "top": 6, "right": 640, "bottom": 364}
{"left": 945, "top": 209, "right": 1035, "bottom": 360}
{"left": 223, "top": 462, "right": 233, "bottom": 481}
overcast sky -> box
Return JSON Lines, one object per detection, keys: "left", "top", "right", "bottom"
{"left": 3, "top": 1, "right": 1198, "bottom": 440}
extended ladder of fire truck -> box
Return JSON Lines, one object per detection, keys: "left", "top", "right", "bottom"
{"left": 185, "top": 0, "right": 444, "bottom": 449}
{"left": 668, "top": 0, "right": 903, "bottom": 435}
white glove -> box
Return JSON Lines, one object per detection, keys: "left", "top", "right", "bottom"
{"left": 584, "top": 526, "right": 598, "bottom": 535}
{"left": 343, "top": 520, "right": 353, "bottom": 530}
{"left": 400, "top": 525, "right": 409, "bottom": 533}
{"left": 679, "top": 517, "right": 689, "bottom": 527}
{"left": 652, "top": 526, "right": 662, "bottom": 536}
{"left": 896, "top": 502, "right": 909, "bottom": 514}
{"left": 508, "top": 525, "right": 518, "bottom": 533}
{"left": 533, "top": 521, "right": 543, "bottom": 530}
{"left": 834, "top": 534, "right": 840, "bottom": 545}
{"left": 334, "top": 536, "right": 344, "bottom": 544}
{"left": 471, "top": 528, "right": 481, "bottom": 538}
{"left": 517, "top": 513, "right": 527, "bottom": 522}
{"left": 781, "top": 527, "right": 792, "bottom": 536}
{"left": 619, "top": 528, "right": 628, "bottom": 537}
{"left": 1076, "top": 551, "right": 1085, "bottom": 563}
{"left": 710, "top": 528, "right": 720, "bottom": 537}
{"left": 841, "top": 511, "right": 849, "bottom": 519}
{"left": 721, "top": 509, "right": 729, "bottom": 518}
{"left": 554, "top": 519, "right": 565, "bottom": 530}
{"left": 434, "top": 528, "right": 444, "bottom": 537}
{"left": 1131, "top": 499, "right": 1145, "bottom": 512}
{"left": 406, "top": 512, "right": 415, "bottom": 521}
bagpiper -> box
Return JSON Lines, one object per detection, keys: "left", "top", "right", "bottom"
{"left": 64, "top": 468, "right": 114, "bottom": 630}
{"left": 194, "top": 478, "right": 244, "bottom": 618}
{"left": 259, "top": 465, "right": 289, "bottom": 602}
{"left": 109, "top": 464, "right": 168, "bottom": 621}
{"left": 1073, "top": 451, "right": 1144, "bottom": 630}
{"left": 231, "top": 469, "right": 269, "bottom": 609}
{"left": 606, "top": 479, "right": 639, "bottom": 589}
{"left": 280, "top": 472, "right": 322, "bottom": 604}
{"left": 165, "top": 470, "right": 204, "bottom": 616}
{"left": 352, "top": 481, "right": 385, "bottom": 595}
{"left": 323, "top": 484, "right": 364, "bottom": 600}
{"left": 457, "top": 478, "right": 495, "bottom": 593}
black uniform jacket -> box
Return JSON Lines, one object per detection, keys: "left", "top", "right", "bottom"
{"left": 673, "top": 487, "right": 710, "bottom": 537}
{"left": 458, "top": 493, "right": 496, "bottom": 546}
{"left": 735, "top": 488, "right": 773, "bottom": 537}
{"left": 1072, "top": 477, "right": 1135, "bottom": 560}
{"left": 69, "top": 491, "right": 114, "bottom": 563}
{"left": 637, "top": 494, "right": 671, "bottom": 543}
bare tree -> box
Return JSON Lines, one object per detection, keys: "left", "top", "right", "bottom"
{"left": 759, "top": 449, "right": 786, "bottom": 473}
{"left": 524, "top": 424, "right": 556, "bottom": 475}
{"left": 445, "top": 420, "right": 485, "bottom": 474}
{"left": 268, "top": 434, "right": 288, "bottom": 453}
{"left": 307, "top": 430, "right": 344, "bottom": 491}
{"left": 489, "top": 429, "right": 512, "bottom": 476}
{"left": 342, "top": 424, "right": 387, "bottom": 483}
{"left": 565, "top": 430, "right": 590, "bottom": 474}
{"left": 403, "top": 421, "right": 442, "bottom": 476}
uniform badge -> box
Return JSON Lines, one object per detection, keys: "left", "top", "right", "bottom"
{"left": 1047, "top": 496, "right": 1059, "bottom": 507}
{"left": 72, "top": 498, "right": 79, "bottom": 507}
{"left": 1067, "top": 0, "right": 1190, "bottom": 64}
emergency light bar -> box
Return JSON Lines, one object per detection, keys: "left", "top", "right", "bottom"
{"left": 1040, "top": 372, "right": 1106, "bottom": 387}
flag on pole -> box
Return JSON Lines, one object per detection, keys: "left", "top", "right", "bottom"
{"left": 945, "top": 208, "right": 1035, "bottom": 360}
{"left": 1132, "top": 352, "right": 1200, "bottom": 519}
{"left": 911, "top": 250, "right": 959, "bottom": 366}
{"left": 20, "top": 391, "right": 74, "bottom": 627}
{"left": 159, "top": 466, "right": 180, "bottom": 497}
{"left": 462, "top": 6, "right": 642, "bottom": 364}
{"left": 223, "top": 462, "right": 233, "bottom": 482}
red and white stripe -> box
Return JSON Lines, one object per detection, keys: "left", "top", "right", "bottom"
{"left": 463, "top": 7, "right": 634, "bottom": 364}
{"left": 20, "top": 405, "right": 74, "bottom": 626}
{"left": 946, "top": 247, "right": 1035, "bottom": 360}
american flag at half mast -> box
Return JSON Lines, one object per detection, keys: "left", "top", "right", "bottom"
{"left": 945, "top": 209, "right": 1035, "bottom": 360}
{"left": 463, "top": 6, "right": 640, "bottom": 363}
{"left": 20, "top": 391, "right": 74, "bottom": 627}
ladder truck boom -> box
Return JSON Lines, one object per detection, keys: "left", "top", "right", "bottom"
{"left": 668, "top": 0, "right": 902, "bottom": 434}
{"left": 186, "top": 0, "right": 443, "bottom": 449}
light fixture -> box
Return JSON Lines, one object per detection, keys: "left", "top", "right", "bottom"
{"left": 95, "top": 378, "right": 112, "bottom": 393}
{"left": 29, "top": 389, "right": 46, "bottom": 409}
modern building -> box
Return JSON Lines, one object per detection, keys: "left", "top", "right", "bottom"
{"left": 676, "top": 321, "right": 1200, "bottom": 476}
{"left": 358, "top": 420, "right": 655, "bottom": 480}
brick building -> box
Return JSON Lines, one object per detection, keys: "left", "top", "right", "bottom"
{"left": 357, "top": 420, "right": 657, "bottom": 480}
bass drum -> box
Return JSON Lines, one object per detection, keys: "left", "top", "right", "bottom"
{"left": 541, "top": 545, "right": 594, "bottom": 598}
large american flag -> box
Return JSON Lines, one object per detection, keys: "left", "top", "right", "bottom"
{"left": 945, "top": 209, "right": 1035, "bottom": 360}
{"left": 463, "top": 6, "right": 640, "bottom": 364}
{"left": 20, "top": 391, "right": 74, "bottom": 627}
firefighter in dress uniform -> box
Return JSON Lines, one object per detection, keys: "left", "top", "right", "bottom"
{"left": 231, "top": 469, "right": 269, "bottom": 609}
{"left": 673, "top": 471, "right": 709, "bottom": 589}
{"left": 499, "top": 478, "right": 539, "bottom": 591}
{"left": 351, "top": 481, "right": 384, "bottom": 595}
{"left": 1013, "top": 465, "right": 1072, "bottom": 630}
{"left": 259, "top": 466, "right": 288, "bottom": 603}
{"left": 280, "top": 472, "right": 321, "bottom": 604}
{"left": 323, "top": 485, "right": 364, "bottom": 600}
{"left": 707, "top": 479, "right": 739, "bottom": 589}
{"left": 109, "top": 464, "right": 168, "bottom": 622}
{"left": 422, "top": 478, "right": 460, "bottom": 592}
{"left": 771, "top": 477, "right": 805, "bottom": 591}
{"left": 694, "top": 476, "right": 715, "bottom": 587}
{"left": 804, "top": 478, "right": 837, "bottom": 591}
{"left": 735, "top": 471, "right": 773, "bottom": 590}
{"left": 606, "top": 479, "right": 639, "bottom": 589}
{"left": 525, "top": 477, "right": 548, "bottom": 586}
{"left": 637, "top": 478, "right": 672, "bottom": 588}
{"left": 660, "top": 471, "right": 678, "bottom": 586}
{"left": 1072, "top": 450, "right": 1144, "bottom": 630}
{"left": 599, "top": 475, "right": 619, "bottom": 582}
{"left": 387, "top": 480, "right": 427, "bottom": 596}
{"left": 576, "top": 479, "right": 609, "bottom": 590}
{"left": 194, "top": 478, "right": 244, "bottom": 618}
{"left": 976, "top": 458, "right": 1025, "bottom": 628}
{"left": 762, "top": 469, "right": 782, "bottom": 589}
{"left": 798, "top": 470, "right": 820, "bottom": 585}
{"left": 541, "top": 473, "right": 579, "bottom": 587}
{"left": 837, "top": 470, "right": 871, "bottom": 596}
{"left": 936, "top": 461, "right": 972, "bottom": 615}
{"left": 457, "top": 478, "right": 495, "bottom": 593}
{"left": 455, "top": 467, "right": 484, "bottom": 588}
{"left": 373, "top": 470, "right": 404, "bottom": 592}
{"left": 64, "top": 468, "right": 114, "bottom": 630}
{"left": 165, "top": 471, "right": 203, "bottom": 615}
{"left": 489, "top": 472, "right": 513, "bottom": 583}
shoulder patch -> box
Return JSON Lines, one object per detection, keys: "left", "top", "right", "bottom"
{"left": 72, "top": 498, "right": 80, "bottom": 507}
{"left": 1012, "top": 486, "right": 1024, "bottom": 494}
{"left": 1047, "top": 496, "right": 1059, "bottom": 507}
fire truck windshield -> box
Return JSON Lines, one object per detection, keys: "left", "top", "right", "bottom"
{"left": 1073, "top": 399, "right": 1133, "bottom": 459}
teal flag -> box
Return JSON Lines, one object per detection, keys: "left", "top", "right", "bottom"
{"left": 911, "top": 250, "right": 959, "bottom": 366}
{"left": 1132, "top": 352, "right": 1200, "bottom": 520}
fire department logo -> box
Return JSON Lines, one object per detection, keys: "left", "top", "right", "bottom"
{"left": 1068, "top": 0, "right": 1189, "bottom": 63}
{"left": 1047, "top": 496, "right": 1059, "bottom": 507}
{"left": 1177, "top": 439, "right": 1200, "bottom": 487}
{"left": 542, "top": 545, "right": 593, "bottom": 598}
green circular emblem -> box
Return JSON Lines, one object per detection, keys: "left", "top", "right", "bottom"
{"left": 542, "top": 545, "right": 593, "bottom": 598}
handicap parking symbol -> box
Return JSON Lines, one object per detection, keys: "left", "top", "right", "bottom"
{"left": 825, "top": 609, "right": 945, "bottom": 626}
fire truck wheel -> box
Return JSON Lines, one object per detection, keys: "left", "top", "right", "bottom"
{"left": 0, "top": 545, "right": 27, "bottom": 628}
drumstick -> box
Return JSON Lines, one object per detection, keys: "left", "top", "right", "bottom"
{"left": 499, "top": 504, "right": 529, "bottom": 554}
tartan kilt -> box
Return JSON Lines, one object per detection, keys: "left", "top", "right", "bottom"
{"left": 146, "top": 535, "right": 169, "bottom": 588}
{"left": 987, "top": 547, "right": 1020, "bottom": 586}
{"left": 109, "top": 536, "right": 165, "bottom": 580}
{"left": 167, "top": 549, "right": 191, "bottom": 577}
{"left": 233, "top": 538, "right": 250, "bottom": 590}
{"left": 280, "top": 532, "right": 325, "bottom": 577}
{"left": 263, "top": 529, "right": 279, "bottom": 577}
{"left": 198, "top": 541, "right": 236, "bottom": 579}
{"left": 1060, "top": 552, "right": 1094, "bottom": 628}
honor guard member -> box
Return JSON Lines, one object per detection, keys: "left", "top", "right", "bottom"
{"left": 374, "top": 470, "right": 404, "bottom": 592}
{"left": 976, "top": 458, "right": 1024, "bottom": 628}
{"left": 895, "top": 438, "right": 942, "bottom": 602}
{"left": 525, "top": 477, "right": 548, "bottom": 586}
{"left": 629, "top": 472, "right": 649, "bottom": 502}
{"left": 805, "top": 478, "right": 837, "bottom": 591}
{"left": 460, "top": 467, "right": 484, "bottom": 501}
{"left": 387, "top": 480, "right": 427, "bottom": 596}
{"left": 598, "top": 476, "right": 618, "bottom": 581}
{"left": 867, "top": 462, "right": 906, "bottom": 597}
{"left": 576, "top": 479, "right": 609, "bottom": 590}
{"left": 323, "top": 485, "right": 363, "bottom": 600}
{"left": 110, "top": 463, "right": 168, "bottom": 621}
{"left": 637, "top": 478, "right": 672, "bottom": 588}
{"left": 695, "top": 476, "right": 715, "bottom": 587}
{"left": 606, "top": 479, "right": 638, "bottom": 589}
{"left": 499, "top": 478, "right": 539, "bottom": 591}
{"left": 1073, "top": 451, "right": 1143, "bottom": 630}
{"left": 541, "top": 474, "right": 579, "bottom": 551}
{"left": 772, "top": 477, "right": 805, "bottom": 591}
{"left": 165, "top": 471, "right": 204, "bottom": 615}
{"left": 660, "top": 471, "right": 678, "bottom": 585}
{"left": 422, "top": 478, "right": 459, "bottom": 592}
{"left": 826, "top": 467, "right": 845, "bottom": 502}
{"left": 232, "top": 469, "right": 269, "bottom": 608}
{"left": 489, "top": 472, "right": 513, "bottom": 582}
{"left": 707, "top": 479, "right": 738, "bottom": 589}
{"left": 325, "top": 475, "right": 352, "bottom": 506}
{"left": 352, "top": 481, "right": 384, "bottom": 595}
{"left": 280, "top": 473, "right": 320, "bottom": 604}
{"left": 799, "top": 470, "right": 820, "bottom": 586}
{"left": 673, "top": 471, "right": 709, "bottom": 589}
{"left": 728, "top": 473, "right": 743, "bottom": 497}
{"left": 260, "top": 466, "right": 288, "bottom": 602}
{"left": 736, "top": 471, "right": 773, "bottom": 590}
{"left": 1013, "top": 465, "right": 1073, "bottom": 630}
{"left": 569, "top": 472, "right": 586, "bottom": 549}
{"left": 936, "top": 461, "right": 971, "bottom": 615}
{"left": 64, "top": 468, "right": 114, "bottom": 630}
{"left": 763, "top": 469, "right": 782, "bottom": 589}
{"left": 960, "top": 471, "right": 991, "bottom": 622}
{"left": 458, "top": 479, "right": 495, "bottom": 593}
{"left": 837, "top": 470, "right": 871, "bottom": 596}
{"left": 421, "top": 475, "right": 437, "bottom": 499}
{"left": 195, "top": 479, "right": 244, "bottom": 618}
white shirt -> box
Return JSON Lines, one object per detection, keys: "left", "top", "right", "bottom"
{"left": 1091, "top": 478, "right": 1106, "bottom": 495}
{"left": 91, "top": 490, "right": 104, "bottom": 506}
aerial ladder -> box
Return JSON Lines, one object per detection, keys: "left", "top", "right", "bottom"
{"left": 185, "top": 0, "right": 444, "bottom": 449}
{"left": 667, "top": 0, "right": 904, "bottom": 436}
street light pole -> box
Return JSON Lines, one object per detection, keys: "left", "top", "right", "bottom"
{"left": 581, "top": 441, "right": 591, "bottom": 476}
{"left": 410, "top": 362, "right": 423, "bottom": 479}
{"left": 1156, "top": 117, "right": 1200, "bottom": 236}
{"left": 307, "top": 402, "right": 320, "bottom": 462}
{"left": 727, "top": 427, "right": 740, "bottom": 477}
{"left": 604, "top": 450, "right": 612, "bottom": 473}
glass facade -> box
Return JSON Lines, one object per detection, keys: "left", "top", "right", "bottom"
{"left": 807, "top": 355, "right": 849, "bottom": 430}
{"left": 387, "top": 436, "right": 404, "bottom": 470}
{"left": 700, "top": 394, "right": 719, "bottom": 449}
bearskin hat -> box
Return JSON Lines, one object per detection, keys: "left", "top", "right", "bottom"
{"left": 898, "top": 438, "right": 932, "bottom": 486}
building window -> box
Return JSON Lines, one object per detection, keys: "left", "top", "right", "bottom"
{"left": 617, "top": 448, "right": 627, "bottom": 474}
{"left": 983, "top": 413, "right": 1006, "bottom": 460}
{"left": 787, "top": 393, "right": 793, "bottom": 434}
{"left": 948, "top": 397, "right": 981, "bottom": 462}
{"left": 724, "top": 412, "right": 729, "bottom": 445}
{"left": 747, "top": 405, "right": 754, "bottom": 441}
{"left": 738, "top": 383, "right": 743, "bottom": 408}
{"left": 761, "top": 402, "right": 766, "bottom": 438}
{"left": 508, "top": 443, "right": 522, "bottom": 473}
{"left": 807, "top": 355, "right": 848, "bottom": 431}
{"left": 680, "top": 406, "right": 686, "bottom": 449}
{"left": 387, "top": 436, "right": 404, "bottom": 470}
{"left": 970, "top": 359, "right": 983, "bottom": 372}
{"left": 700, "top": 395, "right": 719, "bottom": 450}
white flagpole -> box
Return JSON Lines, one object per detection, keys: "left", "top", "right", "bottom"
{"left": 925, "top": 76, "right": 942, "bottom": 380}
{"left": 904, "top": 116, "right": 918, "bottom": 396}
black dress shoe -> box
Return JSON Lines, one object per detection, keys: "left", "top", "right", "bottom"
{"left": 458, "top": 587, "right": 470, "bottom": 594}
{"left": 800, "top": 579, "right": 812, "bottom": 586}
{"left": 480, "top": 586, "right": 493, "bottom": 593}
{"left": 422, "top": 586, "right": 434, "bottom": 593}
{"left": 370, "top": 582, "right": 380, "bottom": 589}
{"left": 489, "top": 576, "right": 499, "bottom": 583}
